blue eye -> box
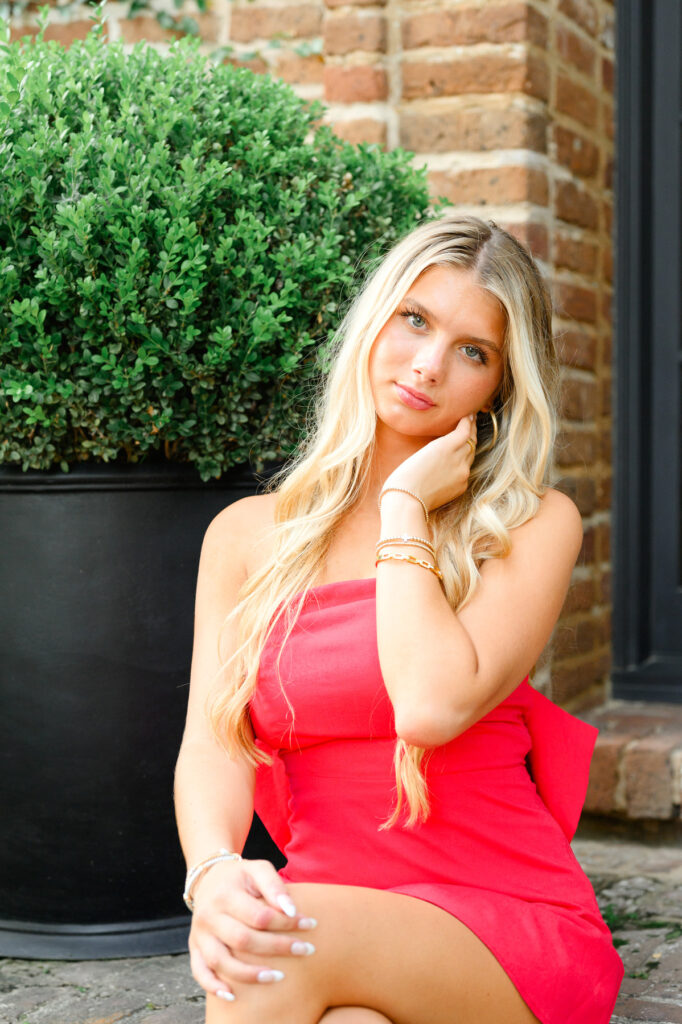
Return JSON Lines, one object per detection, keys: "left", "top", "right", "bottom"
{"left": 463, "top": 344, "right": 488, "bottom": 365}
{"left": 399, "top": 310, "right": 425, "bottom": 329}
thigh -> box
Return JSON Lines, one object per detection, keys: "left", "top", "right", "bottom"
{"left": 205, "top": 882, "right": 540, "bottom": 1024}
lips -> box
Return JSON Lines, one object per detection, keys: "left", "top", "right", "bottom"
{"left": 395, "top": 383, "right": 436, "bottom": 409}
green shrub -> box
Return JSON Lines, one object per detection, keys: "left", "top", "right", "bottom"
{"left": 0, "top": 9, "right": 445, "bottom": 480}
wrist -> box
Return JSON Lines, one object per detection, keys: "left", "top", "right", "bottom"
{"left": 379, "top": 490, "right": 431, "bottom": 537}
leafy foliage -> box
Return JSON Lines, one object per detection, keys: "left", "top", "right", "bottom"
{"left": 0, "top": 9, "right": 444, "bottom": 479}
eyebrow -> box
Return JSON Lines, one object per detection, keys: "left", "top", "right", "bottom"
{"left": 401, "top": 296, "right": 502, "bottom": 354}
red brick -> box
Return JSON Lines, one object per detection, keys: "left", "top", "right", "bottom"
{"left": 551, "top": 649, "right": 610, "bottom": 703}
{"left": 562, "top": 578, "right": 595, "bottom": 615}
{"left": 602, "top": 199, "right": 613, "bottom": 235}
{"left": 558, "top": 0, "right": 598, "bottom": 37}
{"left": 327, "top": 117, "right": 387, "bottom": 147}
{"left": 400, "top": 104, "right": 547, "bottom": 154}
{"left": 324, "top": 65, "right": 388, "bottom": 103}
{"left": 598, "top": 569, "right": 611, "bottom": 604}
{"left": 579, "top": 524, "right": 596, "bottom": 565}
{"left": 221, "top": 50, "right": 269, "bottom": 74}
{"left": 275, "top": 52, "right": 324, "bottom": 85}
{"left": 428, "top": 166, "right": 548, "bottom": 207}
{"left": 555, "top": 233, "right": 598, "bottom": 275}
{"left": 556, "top": 22, "right": 596, "bottom": 77}
{"left": 599, "top": 374, "right": 612, "bottom": 417}
{"left": 602, "top": 98, "right": 615, "bottom": 142}
{"left": 326, "top": 0, "right": 386, "bottom": 6}
{"left": 556, "top": 180, "right": 599, "bottom": 229}
{"left": 554, "top": 280, "right": 598, "bottom": 324}
{"left": 499, "top": 221, "right": 548, "bottom": 261}
{"left": 324, "top": 14, "right": 387, "bottom": 54}
{"left": 553, "top": 125, "right": 599, "bottom": 178}
{"left": 230, "top": 4, "right": 321, "bottom": 42}
{"left": 596, "top": 472, "right": 612, "bottom": 510}
{"left": 555, "top": 474, "right": 597, "bottom": 515}
{"left": 402, "top": 51, "right": 548, "bottom": 102}
{"left": 556, "top": 427, "right": 597, "bottom": 466}
{"left": 596, "top": 523, "right": 610, "bottom": 563}
{"left": 601, "top": 56, "right": 614, "bottom": 94}
{"left": 21, "top": 18, "right": 110, "bottom": 45}
{"left": 402, "top": 2, "right": 547, "bottom": 49}
{"left": 555, "top": 329, "right": 597, "bottom": 371}
{"left": 553, "top": 616, "right": 600, "bottom": 658}
{"left": 556, "top": 73, "right": 598, "bottom": 129}
{"left": 601, "top": 288, "right": 613, "bottom": 325}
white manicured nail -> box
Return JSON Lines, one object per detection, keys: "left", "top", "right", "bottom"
{"left": 258, "top": 969, "right": 285, "bottom": 983}
{"left": 297, "top": 917, "right": 318, "bottom": 930}
{"left": 216, "top": 989, "right": 235, "bottom": 1001}
{"left": 291, "top": 941, "right": 316, "bottom": 956}
{"left": 276, "top": 894, "right": 297, "bottom": 917}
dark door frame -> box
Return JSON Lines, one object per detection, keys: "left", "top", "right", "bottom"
{"left": 612, "top": 0, "right": 682, "bottom": 702}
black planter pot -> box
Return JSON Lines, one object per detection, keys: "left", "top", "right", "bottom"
{"left": 0, "top": 457, "right": 286, "bottom": 959}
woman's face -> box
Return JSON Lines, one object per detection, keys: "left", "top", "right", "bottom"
{"left": 368, "top": 264, "right": 507, "bottom": 441}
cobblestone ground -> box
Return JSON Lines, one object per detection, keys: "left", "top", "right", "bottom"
{"left": 1, "top": 837, "right": 680, "bottom": 1024}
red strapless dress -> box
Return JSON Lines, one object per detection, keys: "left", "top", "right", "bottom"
{"left": 249, "top": 577, "right": 624, "bottom": 1024}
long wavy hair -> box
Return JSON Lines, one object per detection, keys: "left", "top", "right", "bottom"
{"left": 206, "top": 213, "right": 560, "bottom": 829}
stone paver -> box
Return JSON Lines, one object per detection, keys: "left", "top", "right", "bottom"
{"left": 0, "top": 837, "right": 680, "bottom": 1023}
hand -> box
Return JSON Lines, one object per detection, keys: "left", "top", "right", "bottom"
{"left": 381, "top": 414, "right": 477, "bottom": 515}
{"left": 188, "top": 857, "right": 317, "bottom": 1001}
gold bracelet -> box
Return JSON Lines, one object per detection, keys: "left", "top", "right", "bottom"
{"left": 375, "top": 550, "right": 443, "bottom": 581}
{"left": 376, "top": 536, "right": 436, "bottom": 557}
{"left": 378, "top": 487, "right": 429, "bottom": 525}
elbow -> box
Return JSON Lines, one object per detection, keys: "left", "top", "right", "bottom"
{"left": 394, "top": 702, "right": 466, "bottom": 748}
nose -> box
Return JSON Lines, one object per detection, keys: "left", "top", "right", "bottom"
{"left": 412, "top": 335, "right": 447, "bottom": 382}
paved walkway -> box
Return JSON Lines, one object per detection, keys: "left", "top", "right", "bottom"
{"left": 1, "top": 837, "right": 680, "bottom": 1024}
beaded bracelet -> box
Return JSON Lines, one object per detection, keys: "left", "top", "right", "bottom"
{"left": 183, "top": 848, "right": 242, "bottom": 912}
{"left": 376, "top": 535, "right": 436, "bottom": 557}
{"left": 375, "top": 550, "right": 444, "bottom": 582}
{"left": 378, "top": 487, "right": 429, "bottom": 525}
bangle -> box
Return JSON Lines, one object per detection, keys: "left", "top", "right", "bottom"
{"left": 378, "top": 487, "right": 429, "bottom": 525}
{"left": 376, "top": 536, "right": 436, "bottom": 557}
{"left": 375, "top": 550, "right": 444, "bottom": 582}
{"left": 183, "top": 848, "right": 242, "bottom": 912}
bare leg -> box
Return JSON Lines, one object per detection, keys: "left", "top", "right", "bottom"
{"left": 320, "top": 1011, "right": 392, "bottom": 1023}
{"left": 205, "top": 882, "right": 539, "bottom": 1024}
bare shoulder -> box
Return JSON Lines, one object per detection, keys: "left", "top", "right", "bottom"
{"left": 508, "top": 486, "right": 583, "bottom": 564}
{"left": 203, "top": 491, "right": 278, "bottom": 578}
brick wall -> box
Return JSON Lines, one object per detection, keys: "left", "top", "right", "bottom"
{"left": 9, "top": 0, "right": 616, "bottom": 713}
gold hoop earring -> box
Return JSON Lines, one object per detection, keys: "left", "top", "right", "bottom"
{"left": 477, "top": 408, "right": 499, "bottom": 453}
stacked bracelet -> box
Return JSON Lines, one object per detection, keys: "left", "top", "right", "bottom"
{"left": 376, "top": 535, "right": 436, "bottom": 558}
{"left": 375, "top": 550, "right": 444, "bottom": 581}
{"left": 183, "top": 848, "right": 242, "bottom": 912}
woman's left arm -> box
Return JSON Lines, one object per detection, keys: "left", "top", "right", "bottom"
{"left": 376, "top": 484, "right": 583, "bottom": 748}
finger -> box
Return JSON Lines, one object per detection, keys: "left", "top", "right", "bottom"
{"left": 199, "top": 934, "right": 287, "bottom": 986}
{"left": 214, "top": 914, "right": 317, "bottom": 959}
{"left": 244, "top": 860, "right": 301, "bottom": 921}
{"left": 190, "top": 943, "right": 235, "bottom": 1002}
{"left": 217, "top": 885, "right": 300, "bottom": 934}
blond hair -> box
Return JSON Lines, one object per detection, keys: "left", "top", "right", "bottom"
{"left": 207, "top": 213, "right": 560, "bottom": 828}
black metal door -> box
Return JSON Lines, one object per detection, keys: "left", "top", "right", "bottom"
{"left": 612, "top": 0, "right": 682, "bottom": 701}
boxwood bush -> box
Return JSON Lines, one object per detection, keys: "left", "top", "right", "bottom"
{"left": 0, "top": 11, "right": 445, "bottom": 480}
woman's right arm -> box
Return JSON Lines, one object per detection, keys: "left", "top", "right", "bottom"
{"left": 174, "top": 497, "right": 316, "bottom": 1001}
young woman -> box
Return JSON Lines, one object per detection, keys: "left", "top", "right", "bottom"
{"left": 174, "top": 213, "right": 624, "bottom": 1024}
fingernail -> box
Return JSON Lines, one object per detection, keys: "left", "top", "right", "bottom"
{"left": 216, "top": 990, "right": 235, "bottom": 1001}
{"left": 469, "top": 413, "right": 474, "bottom": 421}
{"left": 276, "top": 894, "right": 297, "bottom": 918}
{"left": 297, "top": 917, "right": 318, "bottom": 930}
{"left": 257, "top": 969, "right": 285, "bottom": 983}
{"left": 291, "top": 941, "right": 316, "bottom": 956}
